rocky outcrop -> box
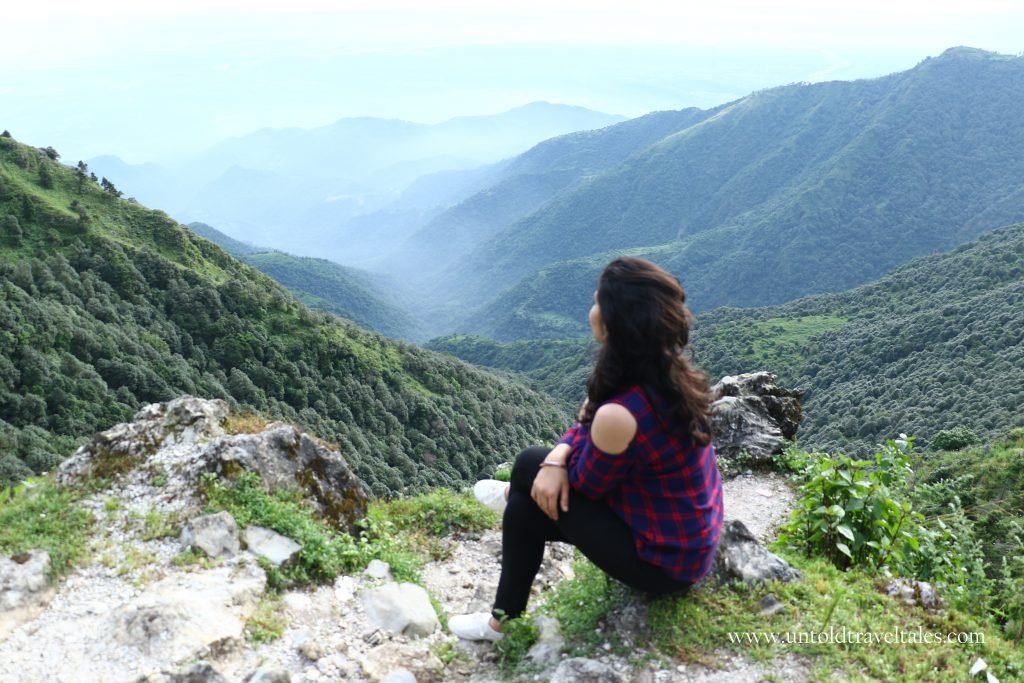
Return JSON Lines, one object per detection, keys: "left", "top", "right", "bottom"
{"left": 711, "top": 372, "right": 803, "bottom": 465}
{"left": 204, "top": 425, "right": 368, "bottom": 532}
{"left": 6, "top": 395, "right": 814, "bottom": 683}
{"left": 57, "top": 397, "right": 230, "bottom": 483}
{"left": 57, "top": 396, "right": 368, "bottom": 532}
{"left": 708, "top": 520, "right": 802, "bottom": 585}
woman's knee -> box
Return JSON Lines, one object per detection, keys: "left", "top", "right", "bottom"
{"left": 510, "top": 446, "right": 550, "bottom": 493}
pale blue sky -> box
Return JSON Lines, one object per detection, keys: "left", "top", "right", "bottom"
{"left": 3, "top": 0, "right": 1022, "bottom": 162}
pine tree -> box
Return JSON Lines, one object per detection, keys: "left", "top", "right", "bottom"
{"left": 75, "top": 161, "right": 89, "bottom": 194}
{"left": 100, "top": 177, "right": 123, "bottom": 198}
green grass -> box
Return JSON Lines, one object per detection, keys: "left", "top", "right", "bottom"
{"left": 246, "top": 595, "right": 287, "bottom": 642}
{"left": 201, "top": 473, "right": 499, "bottom": 591}
{"left": 497, "top": 552, "right": 1024, "bottom": 682}
{"left": 702, "top": 315, "right": 847, "bottom": 377}
{"left": 0, "top": 477, "right": 94, "bottom": 579}
{"left": 368, "top": 488, "right": 498, "bottom": 536}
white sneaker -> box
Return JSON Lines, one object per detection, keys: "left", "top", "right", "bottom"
{"left": 473, "top": 479, "right": 509, "bottom": 514}
{"left": 449, "top": 612, "right": 504, "bottom": 641}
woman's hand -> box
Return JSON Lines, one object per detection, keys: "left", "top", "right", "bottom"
{"left": 531, "top": 465, "right": 570, "bottom": 520}
{"left": 531, "top": 443, "right": 571, "bottom": 520}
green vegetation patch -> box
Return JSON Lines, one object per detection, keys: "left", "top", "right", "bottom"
{"left": 700, "top": 315, "right": 847, "bottom": 379}
{"left": 650, "top": 555, "right": 1024, "bottom": 682}
{"left": 368, "top": 488, "right": 497, "bottom": 536}
{"left": 0, "top": 477, "right": 94, "bottom": 579}
{"left": 200, "top": 471, "right": 421, "bottom": 588}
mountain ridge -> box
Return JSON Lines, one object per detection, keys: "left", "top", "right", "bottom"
{"left": 420, "top": 47, "right": 1024, "bottom": 339}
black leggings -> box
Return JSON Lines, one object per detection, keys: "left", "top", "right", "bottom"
{"left": 492, "top": 447, "right": 691, "bottom": 620}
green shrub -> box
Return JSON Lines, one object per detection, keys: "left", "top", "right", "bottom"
{"left": 930, "top": 427, "right": 980, "bottom": 451}
{"left": 368, "top": 488, "right": 497, "bottom": 536}
{"left": 200, "top": 472, "right": 421, "bottom": 588}
{"left": 778, "top": 438, "right": 928, "bottom": 571}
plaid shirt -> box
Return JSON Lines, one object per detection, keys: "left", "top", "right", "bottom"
{"left": 560, "top": 385, "right": 723, "bottom": 583}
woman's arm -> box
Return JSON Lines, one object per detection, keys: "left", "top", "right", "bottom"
{"left": 568, "top": 403, "right": 638, "bottom": 499}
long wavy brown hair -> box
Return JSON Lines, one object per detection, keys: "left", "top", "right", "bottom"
{"left": 582, "top": 257, "right": 714, "bottom": 445}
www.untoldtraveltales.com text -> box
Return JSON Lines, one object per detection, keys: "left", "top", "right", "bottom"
{"left": 729, "top": 626, "right": 985, "bottom": 646}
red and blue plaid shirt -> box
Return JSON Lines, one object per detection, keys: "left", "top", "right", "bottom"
{"left": 560, "top": 384, "right": 723, "bottom": 583}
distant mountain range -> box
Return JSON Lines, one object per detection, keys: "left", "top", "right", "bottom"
{"left": 399, "top": 48, "right": 1024, "bottom": 340}
{"left": 87, "top": 102, "right": 625, "bottom": 261}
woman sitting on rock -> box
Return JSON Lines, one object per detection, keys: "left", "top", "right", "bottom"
{"left": 450, "top": 256, "right": 724, "bottom": 641}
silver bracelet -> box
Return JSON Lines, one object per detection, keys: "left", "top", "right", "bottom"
{"left": 539, "top": 460, "right": 567, "bottom": 468}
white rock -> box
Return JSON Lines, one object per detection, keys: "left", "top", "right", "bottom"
{"left": 334, "top": 575, "right": 357, "bottom": 603}
{"left": 364, "top": 559, "right": 394, "bottom": 581}
{"left": 114, "top": 562, "right": 266, "bottom": 663}
{"left": 971, "top": 658, "right": 988, "bottom": 676}
{"left": 360, "top": 583, "right": 438, "bottom": 638}
{"left": 180, "top": 511, "right": 240, "bottom": 559}
{"left": 242, "top": 526, "right": 301, "bottom": 566}
{"left": 527, "top": 615, "right": 564, "bottom": 667}
{"left": 382, "top": 668, "right": 417, "bottom": 683}
{"left": 0, "top": 550, "right": 54, "bottom": 638}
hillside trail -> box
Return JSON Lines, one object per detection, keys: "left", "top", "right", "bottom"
{"left": 0, "top": 468, "right": 801, "bottom": 683}
{"left": 213, "top": 470, "right": 802, "bottom": 683}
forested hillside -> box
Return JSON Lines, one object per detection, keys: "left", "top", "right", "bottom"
{"left": 437, "top": 48, "right": 1024, "bottom": 340}
{"left": 0, "top": 135, "right": 571, "bottom": 493}
{"left": 432, "top": 223, "right": 1024, "bottom": 452}
{"left": 187, "top": 222, "right": 421, "bottom": 340}
{"left": 695, "top": 222, "right": 1024, "bottom": 452}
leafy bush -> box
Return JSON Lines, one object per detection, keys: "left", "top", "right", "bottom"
{"left": 778, "top": 438, "right": 928, "bottom": 571}
{"left": 930, "top": 427, "right": 980, "bottom": 451}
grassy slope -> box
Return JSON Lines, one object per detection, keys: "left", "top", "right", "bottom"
{"left": 0, "top": 136, "right": 571, "bottom": 494}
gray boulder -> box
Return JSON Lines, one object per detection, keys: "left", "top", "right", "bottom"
{"left": 711, "top": 372, "right": 803, "bottom": 465}
{"left": 0, "top": 550, "right": 54, "bottom": 640}
{"left": 115, "top": 562, "right": 266, "bottom": 663}
{"left": 204, "top": 424, "right": 368, "bottom": 532}
{"left": 242, "top": 526, "right": 301, "bottom": 567}
{"left": 709, "top": 520, "right": 802, "bottom": 585}
{"left": 180, "top": 511, "right": 240, "bottom": 559}
{"left": 0, "top": 550, "right": 50, "bottom": 611}
{"left": 56, "top": 396, "right": 368, "bottom": 533}
{"left": 551, "top": 657, "right": 625, "bottom": 683}
{"left": 360, "top": 582, "right": 439, "bottom": 638}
